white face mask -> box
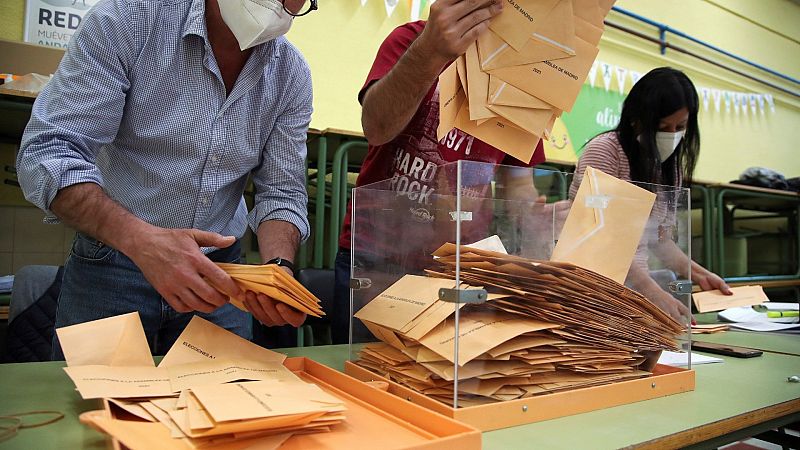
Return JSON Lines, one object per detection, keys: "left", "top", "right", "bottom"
{"left": 218, "top": 0, "right": 294, "bottom": 51}
{"left": 655, "top": 130, "right": 685, "bottom": 162}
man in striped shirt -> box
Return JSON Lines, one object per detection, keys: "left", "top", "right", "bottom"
{"left": 17, "top": 0, "right": 314, "bottom": 357}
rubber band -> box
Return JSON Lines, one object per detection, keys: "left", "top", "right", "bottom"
{"left": 0, "top": 417, "right": 22, "bottom": 442}
{"left": 0, "top": 411, "right": 64, "bottom": 442}
{"left": 12, "top": 410, "right": 65, "bottom": 428}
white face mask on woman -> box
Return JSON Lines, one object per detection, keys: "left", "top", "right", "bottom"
{"left": 218, "top": 0, "right": 294, "bottom": 51}
{"left": 655, "top": 130, "right": 685, "bottom": 162}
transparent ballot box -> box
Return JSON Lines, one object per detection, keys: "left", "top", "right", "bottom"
{"left": 344, "top": 160, "right": 695, "bottom": 431}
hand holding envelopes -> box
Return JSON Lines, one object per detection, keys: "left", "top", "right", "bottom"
{"left": 440, "top": 0, "right": 615, "bottom": 162}
{"left": 692, "top": 285, "right": 768, "bottom": 313}
{"left": 60, "top": 314, "right": 346, "bottom": 447}
{"left": 355, "top": 243, "right": 682, "bottom": 405}
{"left": 215, "top": 262, "right": 324, "bottom": 317}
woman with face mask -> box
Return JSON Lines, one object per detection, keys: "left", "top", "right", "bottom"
{"left": 569, "top": 67, "right": 732, "bottom": 324}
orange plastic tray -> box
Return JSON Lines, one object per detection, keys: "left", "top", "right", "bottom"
{"left": 95, "top": 357, "right": 480, "bottom": 449}
{"left": 345, "top": 362, "right": 695, "bottom": 431}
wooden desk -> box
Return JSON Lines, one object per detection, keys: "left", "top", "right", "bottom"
{"left": 1, "top": 340, "right": 798, "bottom": 449}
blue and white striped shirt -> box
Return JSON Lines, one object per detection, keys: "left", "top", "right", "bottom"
{"left": 17, "top": 0, "right": 312, "bottom": 245}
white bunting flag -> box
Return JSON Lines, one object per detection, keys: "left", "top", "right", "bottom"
{"left": 700, "top": 87, "right": 711, "bottom": 112}
{"left": 764, "top": 93, "right": 775, "bottom": 113}
{"left": 587, "top": 60, "right": 599, "bottom": 87}
{"left": 629, "top": 70, "right": 643, "bottom": 87}
{"left": 361, "top": 0, "right": 368, "bottom": 5}
{"left": 739, "top": 93, "right": 748, "bottom": 116}
{"left": 732, "top": 92, "right": 740, "bottom": 114}
{"left": 385, "top": 0, "right": 398, "bottom": 17}
{"left": 756, "top": 94, "right": 765, "bottom": 115}
{"left": 749, "top": 94, "right": 758, "bottom": 115}
{"left": 711, "top": 89, "right": 722, "bottom": 113}
{"left": 601, "top": 62, "right": 613, "bottom": 92}
{"left": 724, "top": 91, "right": 732, "bottom": 113}
{"left": 615, "top": 66, "right": 628, "bottom": 93}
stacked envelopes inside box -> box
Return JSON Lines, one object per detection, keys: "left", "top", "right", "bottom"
{"left": 355, "top": 244, "right": 683, "bottom": 406}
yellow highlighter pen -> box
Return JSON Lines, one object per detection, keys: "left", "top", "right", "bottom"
{"left": 767, "top": 310, "right": 799, "bottom": 318}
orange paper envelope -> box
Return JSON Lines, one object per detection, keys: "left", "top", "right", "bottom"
{"left": 693, "top": 285, "right": 769, "bottom": 313}
{"left": 486, "top": 103, "right": 556, "bottom": 138}
{"left": 478, "top": 29, "right": 572, "bottom": 72}
{"left": 487, "top": 37, "right": 599, "bottom": 112}
{"left": 437, "top": 60, "right": 466, "bottom": 141}
{"left": 159, "top": 316, "right": 285, "bottom": 367}
{"left": 465, "top": 41, "right": 495, "bottom": 121}
{"left": 575, "top": 15, "right": 604, "bottom": 44}
{"left": 550, "top": 166, "right": 656, "bottom": 283}
{"left": 56, "top": 312, "right": 154, "bottom": 367}
{"left": 489, "top": 0, "right": 561, "bottom": 51}
{"left": 454, "top": 101, "right": 541, "bottom": 163}
{"left": 488, "top": 76, "right": 552, "bottom": 109}
{"left": 529, "top": 0, "right": 576, "bottom": 55}
{"left": 573, "top": 0, "right": 605, "bottom": 26}
{"left": 456, "top": 54, "right": 468, "bottom": 95}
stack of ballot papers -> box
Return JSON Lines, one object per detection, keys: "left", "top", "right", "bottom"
{"left": 59, "top": 313, "right": 345, "bottom": 448}
{"left": 438, "top": 0, "right": 615, "bottom": 163}
{"left": 354, "top": 243, "right": 683, "bottom": 406}
{"left": 216, "top": 262, "right": 324, "bottom": 318}
{"left": 717, "top": 304, "right": 800, "bottom": 333}
{"left": 690, "top": 324, "right": 729, "bottom": 334}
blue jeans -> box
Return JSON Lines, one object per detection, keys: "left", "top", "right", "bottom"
{"left": 333, "top": 249, "right": 411, "bottom": 345}
{"left": 332, "top": 250, "right": 352, "bottom": 345}
{"left": 51, "top": 233, "right": 251, "bottom": 359}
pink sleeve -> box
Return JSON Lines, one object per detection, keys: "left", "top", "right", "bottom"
{"left": 569, "top": 134, "right": 622, "bottom": 199}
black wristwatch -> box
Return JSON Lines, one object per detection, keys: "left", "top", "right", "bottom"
{"left": 265, "top": 257, "right": 295, "bottom": 274}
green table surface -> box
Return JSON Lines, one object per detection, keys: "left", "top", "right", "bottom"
{"left": 1, "top": 342, "right": 799, "bottom": 450}
{"left": 694, "top": 312, "right": 800, "bottom": 356}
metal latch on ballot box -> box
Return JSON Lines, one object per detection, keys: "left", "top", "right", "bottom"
{"left": 349, "top": 278, "right": 372, "bottom": 290}
{"left": 668, "top": 280, "right": 693, "bottom": 295}
{"left": 438, "top": 288, "right": 488, "bottom": 304}
{"left": 448, "top": 211, "right": 473, "bottom": 221}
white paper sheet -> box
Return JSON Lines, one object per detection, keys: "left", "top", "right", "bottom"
{"left": 657, "top": 351, "right": 723, "bottom": 367}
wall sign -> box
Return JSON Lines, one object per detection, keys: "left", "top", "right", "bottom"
{"left": 24, "top": 0, "right": 100, "bottom": 48}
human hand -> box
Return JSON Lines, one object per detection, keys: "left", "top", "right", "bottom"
{"left": 244, "top": 266, "right": 307, "bottom": 327}
{"left": 416, "top": 0, "right": 503, "bottom": 64}
{"left": 649, "top": 289, "right": 692, "bottom": 324}
{"left": 693, "top": 267, "right": 732, "bottom": 295}
{"left": 128, "top": 227, "right": 243, "bottom": 313}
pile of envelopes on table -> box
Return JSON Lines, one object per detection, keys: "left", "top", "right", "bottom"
{"left": 355, "top": 244, "right": 683, "bottom": 406}
{"left": 59, "top": 313, "right": 345, "bottom": 448}
{"left": 216, "top": 262, "right": 325, "bottom": 318}
{"left": 439, "top": 0, "right": 615, "bottom": 164}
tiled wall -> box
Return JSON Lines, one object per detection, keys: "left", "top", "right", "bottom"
{"left": 0, "top": 205, "right": 74, "bottom": 275}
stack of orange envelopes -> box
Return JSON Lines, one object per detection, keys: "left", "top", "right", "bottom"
{"left": 216, "top": 263, "right": 325, "bottom": 318}
{"left": 439, "top": 0, "right": 615, "bottom": 164}
{"left": 61, "top": 314, "right": 345, "bottom": 448}
{"left": 354, "top": 243, "right": 682, "bottom": 406}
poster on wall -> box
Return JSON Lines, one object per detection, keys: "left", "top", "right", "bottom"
{"left": 24, "top": 0, "right": 100, "bottom": 48}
